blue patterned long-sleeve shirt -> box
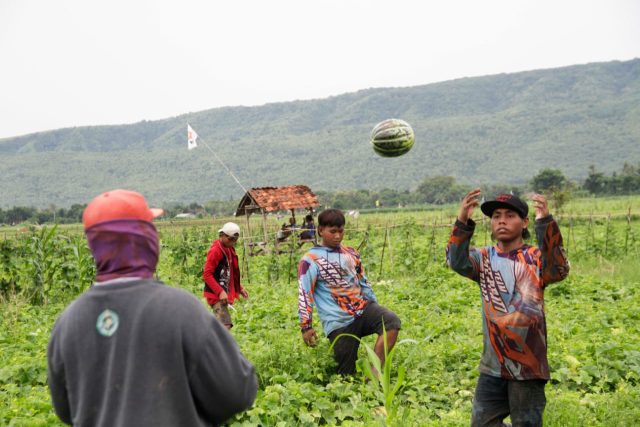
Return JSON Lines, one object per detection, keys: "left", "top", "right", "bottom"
{"left": 298, "top": 245, "right": 377, "bottom": 336}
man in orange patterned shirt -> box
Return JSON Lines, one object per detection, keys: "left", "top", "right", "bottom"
{"left": 447, "top": 190, "right": 569, "bottom": 427}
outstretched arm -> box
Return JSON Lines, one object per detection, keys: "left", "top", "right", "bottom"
{"left": 446, "top": 189, "right": 482, "bottom": 281}
{"left": 531, "top": 194, "right": 570, "bottom": 285}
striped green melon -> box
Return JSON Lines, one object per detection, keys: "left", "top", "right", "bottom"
{"left": 370, "top": 118, "right": 414, "bottom": 157}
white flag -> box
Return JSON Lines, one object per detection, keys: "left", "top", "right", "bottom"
{"left": 187, "top": 124, "right": 198, "bottom": 150}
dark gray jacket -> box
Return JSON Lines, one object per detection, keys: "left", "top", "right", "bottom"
{"left": 47, "top": 279, "right": 257, "bottom": 426}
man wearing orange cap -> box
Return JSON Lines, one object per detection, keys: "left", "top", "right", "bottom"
{"left": 203, "top": 221, "right": 249, "bottom": 329}
{"left": 47, "top": 189, "right": 257, "bottom": 426}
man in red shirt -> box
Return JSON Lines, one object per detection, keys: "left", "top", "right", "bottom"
{"left": 203, "top": 222, "right": 249, "bottom": 329}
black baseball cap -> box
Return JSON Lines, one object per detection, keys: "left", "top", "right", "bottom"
{"left": 481, "top": 194, "right": 529, "bottom": 218}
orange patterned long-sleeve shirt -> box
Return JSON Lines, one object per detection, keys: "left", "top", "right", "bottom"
{"left": 446, "top": 215, "right": 569, "bottom": 380}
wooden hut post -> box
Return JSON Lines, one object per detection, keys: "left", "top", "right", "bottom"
{"left": 290, "top": 208, "right": 297, "bottom": 242}
{"left": 241, "top": 228, "right": 251, "bottom": 284}
{"left": 244, "top": 208, "right": 253, "bottom": 255}
{"left": 261, "top": 209, "right": 269, "bottom": 253}
{"left": 309, "top": 208, "right": 317, "bottom": 244}
{"left": 244, "top": 209, "right": 252, "bottom": 238}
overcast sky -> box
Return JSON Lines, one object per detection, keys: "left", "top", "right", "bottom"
{"left": 1, "top": 0, "right": 639, "bottom": 139}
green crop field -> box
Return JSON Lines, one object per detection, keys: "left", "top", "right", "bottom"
{"left": 1, "top": 196, "right": 639, "bottom": 426}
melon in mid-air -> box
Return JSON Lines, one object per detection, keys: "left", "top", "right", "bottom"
{"left": 370, "top": 118, "right": 415, "bottom": 157}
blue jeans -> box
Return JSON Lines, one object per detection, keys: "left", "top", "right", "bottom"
{"left": 471, "top": 373, "right": 546, "bottom": 427}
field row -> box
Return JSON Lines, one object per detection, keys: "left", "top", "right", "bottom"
{"left": 1, "top": 209, "right": 639, "bottom": 425}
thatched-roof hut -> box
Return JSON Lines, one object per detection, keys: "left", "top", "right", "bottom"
{"left": 235, "top": 185, "right": 319, "bottom": 254}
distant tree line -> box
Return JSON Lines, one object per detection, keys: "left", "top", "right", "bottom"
{"left": 161, "top": 200, "right": 239, "bottom": 219}
{"left": 0, "top": 204, "right": 85, "bottom": 226}
{"left": 1, "top": 163, "right": 638, "bottom": 225}
{"left": 319, "top": 163, "right": 639, "bottom": 211}
{"left": 315, "top": 179, "right": 521, "bottom": 210}
{"left": 583, "top": 163, "right": 640, "bottom": 196}
{"left": 0, "top": 201, "right": 239, "bottom": 226}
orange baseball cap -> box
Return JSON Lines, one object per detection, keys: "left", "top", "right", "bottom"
{"left": 83, "top": 189, "right": 164, "bottom": 229}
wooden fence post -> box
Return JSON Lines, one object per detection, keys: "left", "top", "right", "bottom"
{"left": 430, "top": 218, "right": 437, "bottom": 263}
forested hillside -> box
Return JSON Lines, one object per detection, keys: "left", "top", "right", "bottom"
{"left": 1, "top": 58, "right": 639, "bottom": 208}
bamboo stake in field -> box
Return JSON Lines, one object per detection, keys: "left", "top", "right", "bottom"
{"left": 625, "top": 207, "right": 631, "bottom": 255}
{"left": 406, "top": 228, "right": 415, "bottom": 273}
{"left": 430, "top": 217, "right": 437, "bottom": 263}
{"left": 567, "top": 216, "right": 574, "bottom": 257}
{"left": 261, "top": 212, "right": 269, "bottom": 252}
{"left": 604, "top": 213, "right": 611, "bottom": 256}
{"left": 379, "top": 224, "right": 389, "bottom": 279}
{"left": 357, "top": 229, "right": 369, "bottom": 253}
{"left": 388, "top": 226, "right": 394, "bottom": 269}
{"left": 241, "top": 229, "right": 251, "bottom": 284}
{"left": 588, "top": 213, "right": 594, "bottom": 253}
{"left": 288, "top": 235, "right": 295, "bottom": 285}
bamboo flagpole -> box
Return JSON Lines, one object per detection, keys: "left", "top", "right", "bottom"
{"left": 186, "top": 123, "right": 248, "bottom": 194}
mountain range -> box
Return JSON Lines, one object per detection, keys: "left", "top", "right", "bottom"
{"left": 1, "top": 58, "right": 639, "bottom": 208}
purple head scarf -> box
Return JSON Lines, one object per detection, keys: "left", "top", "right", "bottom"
{"left": 85, "top": 219, "right": 159, "bottom": 282}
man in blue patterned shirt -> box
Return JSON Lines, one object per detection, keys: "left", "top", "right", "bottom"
{"left": 298, "top": 209, "right": 401, "bottom": 375}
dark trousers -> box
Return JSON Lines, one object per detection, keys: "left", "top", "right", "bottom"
{"left": 471, "top": 373, "right": 546, "bottom": 427}
{"left": 327, "top": 302, "right": 401, "bottom": 375}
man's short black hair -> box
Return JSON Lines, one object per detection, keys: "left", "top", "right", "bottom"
{"left": 318, "top": 209, "right": 345, "bottom": 228}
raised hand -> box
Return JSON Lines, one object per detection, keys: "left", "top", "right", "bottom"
{"left": 529, "top": 193, "right": 549, "bottom": 220}
{"left": 458, "top": 188, "right": 482, "bottom": 223}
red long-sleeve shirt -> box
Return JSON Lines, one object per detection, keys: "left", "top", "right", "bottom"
{"left": 203, "top": 240, "right": 241, "bottom": 306}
